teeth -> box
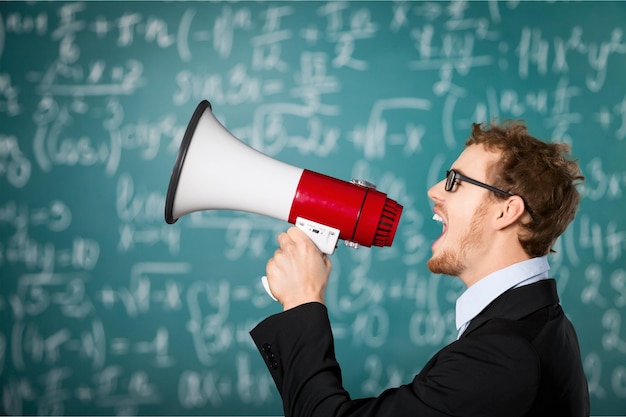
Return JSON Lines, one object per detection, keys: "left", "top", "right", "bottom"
{"left": 433, "top": 213, "right": 444, "bottom": 223}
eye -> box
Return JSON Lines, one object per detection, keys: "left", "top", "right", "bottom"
{"left": 446, "top": 170, "right": 469, "bottom": 192}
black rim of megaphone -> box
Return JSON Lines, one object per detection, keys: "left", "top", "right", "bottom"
{"left": 165, "top": 100, "right": 212, "bottom": 224}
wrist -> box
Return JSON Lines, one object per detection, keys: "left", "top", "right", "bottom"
{"left": 282, "top": 296, "right": 325, "bottom": 311}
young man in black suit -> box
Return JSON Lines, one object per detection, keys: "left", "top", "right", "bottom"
{"left": 251, "top": 120, "right": 590, "bottom": 417}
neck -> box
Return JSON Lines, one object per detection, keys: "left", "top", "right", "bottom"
{"left": 460, "top": 240, "right": 531, "bottom": 287}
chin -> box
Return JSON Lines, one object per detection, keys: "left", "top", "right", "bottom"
{"left": 426, "top": 257, "right": 444, "bottom": 274}
{"left": 427, "top": 252, "right": 463, "bottom": 277}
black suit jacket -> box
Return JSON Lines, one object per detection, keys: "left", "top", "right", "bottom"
{"left": 251, "top": 279, "right": 590, "bottom": 417}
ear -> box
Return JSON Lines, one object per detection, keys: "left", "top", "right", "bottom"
{"left": 493, "top": 196, "right": 526, "bottom": 230}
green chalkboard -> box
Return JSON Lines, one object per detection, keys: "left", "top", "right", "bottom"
{"left": 1, "top": 1, "right": 625, "bottom": 415}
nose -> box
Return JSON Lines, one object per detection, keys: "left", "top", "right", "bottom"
{"left": 427, "top": 178, "right": 446, "bottom": 203}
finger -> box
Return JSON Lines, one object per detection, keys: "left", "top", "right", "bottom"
{"left": 277, "top": 231, "right": 293, "bottom": 249}
{"left": 265, "top": 250, "right": 281, "bottom": 275}
{"left": 286, "top": 225, "right": 309, "bottom": 243}
{"left": 287, "top": 226, "right": 323, "bottom": 254}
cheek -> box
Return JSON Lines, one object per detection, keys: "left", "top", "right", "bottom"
{"left": 448, "top": 204, "right": 488, "bottom": 242}
{"left": 447, "top": 215, "right": 472, "bottom": 240}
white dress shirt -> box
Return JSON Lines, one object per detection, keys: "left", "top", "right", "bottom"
{"left": 455, "top": 256, "right": 550, "bottom": 339}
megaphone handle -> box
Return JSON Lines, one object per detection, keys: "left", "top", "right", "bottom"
{"left": 261, "top": 217, "right": 340, "bottom": 302}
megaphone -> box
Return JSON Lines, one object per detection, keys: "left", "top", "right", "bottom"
{"left": 165, "top": 100, "right": 403, "bottom": 255}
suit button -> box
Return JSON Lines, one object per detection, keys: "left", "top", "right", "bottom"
{"left": 271, "top": 360, "right": 278, "bottom": 370}
{"left": 263, "top": 343, "right": 272, "bottom": 353}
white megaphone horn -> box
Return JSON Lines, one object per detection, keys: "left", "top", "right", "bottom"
{"left": 165, "top": 100, "right": 403, "bottom": 256}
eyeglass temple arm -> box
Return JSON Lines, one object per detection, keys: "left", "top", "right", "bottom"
{"left": 457, "top": 174, "right": 540, "bottom": 225}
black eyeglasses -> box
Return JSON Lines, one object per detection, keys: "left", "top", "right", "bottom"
{"left": 445, "top": 169, "right": 539, "bottom": 225}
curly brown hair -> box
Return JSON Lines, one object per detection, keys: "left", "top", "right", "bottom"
{"left": 466, "top": 120, "right": 584, "bottom": 257}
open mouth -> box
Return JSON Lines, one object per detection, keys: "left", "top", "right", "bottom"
{"left": 432, "top": 212, "right": 447, "bottom": 247}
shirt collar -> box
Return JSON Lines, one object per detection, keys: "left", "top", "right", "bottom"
{"left": 455, "top": 256, "right": 550, "bottom": 334}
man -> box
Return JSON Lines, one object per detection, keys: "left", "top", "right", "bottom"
{"left": 250, "top": 120, "right": 590, "bottom": 417}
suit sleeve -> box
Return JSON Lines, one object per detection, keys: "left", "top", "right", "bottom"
{"left": 250, "top": 302, "right": 540, "bottom": 417}
{"left": 250, "top": 302, "right": 351, "bottom": 416}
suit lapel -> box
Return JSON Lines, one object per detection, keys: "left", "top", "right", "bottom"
{"left": 460, "top": 279, "right": 560, "bottom": 340}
